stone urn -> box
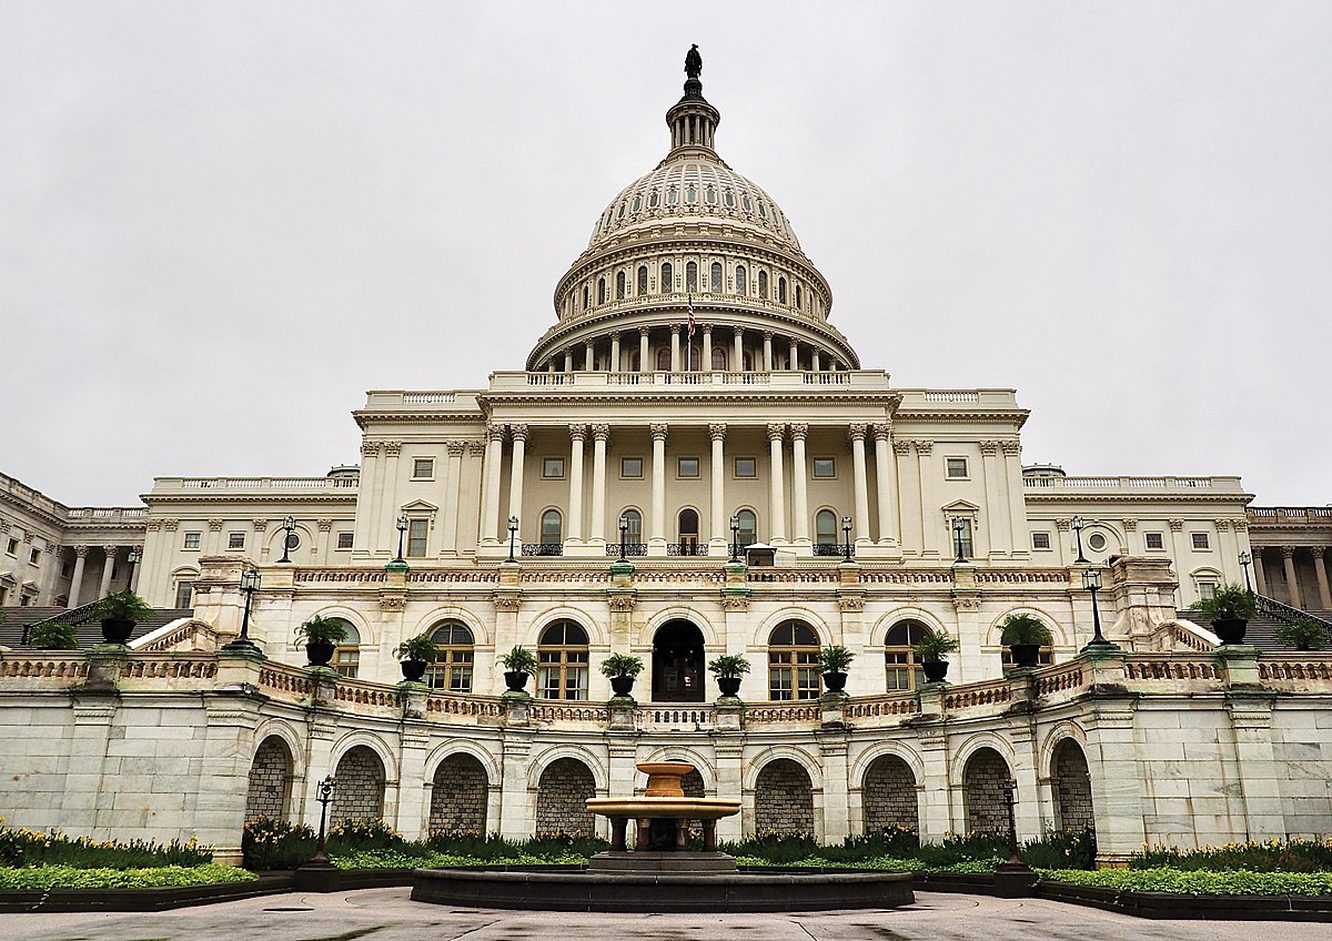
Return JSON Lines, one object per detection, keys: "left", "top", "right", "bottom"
{"left": 821, "top": 670, "right": 848, "bottom": 694}
{"left": 100, "top": 618, "right": 134, "bottom": 645}
{"left": 1007, "top": 643, "right": 1040, "bottom": 668}
{"left": 716, "top": 676, "right": 742, "bottom": 697}
{"left": 504, "top": 670, "right": 531, "bottom": 693}
{"left": 306, "top": 638, "right": 335, "bottom": 667}
{"left": 610, "top": 675, "right": 635, "bottom": 697}
{"left": 400, "top": 659, "right": 428, "bottom": 682}
{"left": 1211, "top": 618, "right": 1247, "bottom": 645}
{"left": 922, "top": 660, "right": 950, "bottom": 683}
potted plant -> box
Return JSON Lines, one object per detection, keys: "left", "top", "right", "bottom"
{"left": 393, "top": 633, "right": 440, "bottom": 682}
{"left": 91, "top": 590, "right": 154, "bottom": 645}
{"left": 1195, "top": 584, "right": 1257, "bottom": 645}
{"left": 708, "top": 653, "right": 751, "bottom": 698}
{"left": 295, "top": 615, "right": 347, "bottom": 667}
{"left": 499, "top": 645, "right": 538, "bottom": 693}
{"left": 913, "top": 632, "right": 960, "bottom": 683}
{"left": 29, "top": 619, "right": 79, "bottom": 651}
{"left": 998, "top": 613, "right": 1053, "bottom": 668}
{"left": 600, "top": 653, "right": 645, "bottom": 698}
{"left": 1273, "top": 616, "right": 1327, "bottom": 652}
{"left": 818, "top": 645, "right": 855, "bottom": 694}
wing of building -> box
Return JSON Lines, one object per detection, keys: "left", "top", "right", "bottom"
{"left": 2, "top": 52, "right": 1331, "bottom": 862}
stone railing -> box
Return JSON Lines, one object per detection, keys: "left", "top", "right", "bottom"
{"left": 295, "top": 569, "right": 388, "bottom": 585}
{"left": 1256, "top": 655, "right": 1332, "bottom": 689}
{"left": 118, "top": 654, "right": 218, "bottom": 685}
{"left": 1031, "top": 660, "right": 1088, "bottom": 699}
{"left": 152, "top": 476, "right": 359, "bottom": 493}
{"left": 488, "top": 370, "right": 891, "bottom": 393}
{"left": 942, "top": 678, "right": 1014, "bottom": 712}
{"left": 65, "top": 506, "right": 147, "bottom": 521}
{"left": 131, "top": 618, "right": 220, "bottom": 653}
{"left": 0, "top": 654, "right": 89, "bottom": 681}
{"left": 259, "top": 662, "right": 313, "bottom": 700}
{"left": 843, "top": 692, "right": 920, "bottom": 721}
{"left": 1024, "top": 475, "right": 1245, "bottom": 494}
{"left": 745, "top": 701, "right": 823, "bottom": 725}
{"left": 1137, "top": 619, "right": 1218, "bottom": 653}
{"left": 637, "top": 705, "right": 715, "bottom": 730}
{"left": 426, "top": 693, "right": 505, "bottom": 720}
{"left": 1247, "top": 506, "right": 1332, "bottom": 523}
{"left": 528, "top": 701, "right": 611, "bottom": 725}
{"left": 1122, "top": 654, "right": 1223, "bottom": 685}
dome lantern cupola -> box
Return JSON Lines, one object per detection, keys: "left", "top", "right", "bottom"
{"left": 666, "top": 44, "right": 720, "bottom": 156}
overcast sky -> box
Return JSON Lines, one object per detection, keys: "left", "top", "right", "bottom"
{"left": 2, "top": 2, "right": 1329, "bottom": 508}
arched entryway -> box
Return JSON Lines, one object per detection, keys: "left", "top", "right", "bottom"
{"left": 535, "top": 757, "right": 596, "bottom": 837}
{"left": 331, "top": 745, "right": 386, "bottom": 825}
{"left": 754, "top": 758, "right": 815, "bottom": 837}
{"left": 1052, "top": 739, "right": 1095, "bottom": 834}
{"left": 861, "top": 754, "right": 918, "bottom": 835}
{"left": 652, "top": 619, "right": 706, "bottom": 702}
{"left": 244, "top": 736, "right": 293, "bottom": 822}
{"left": 429, "top": 753, "right": 489, "bottom": 837}
{"left": 962, "top": 747, "right": 1011, "bottom": 836}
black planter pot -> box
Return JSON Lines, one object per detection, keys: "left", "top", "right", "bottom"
{"left": 822, "top": 670, "right": 848, "bottom": 693}
{"left": 716, "top": 676, "right": 742, "bottom": 697}
{"left": 610, "top": 675, "right": 636, "bottom": 697}
{"left": 504, "top": 670, "right": 531, "bottom": 693}
{"left": 400, "top": 659, "right": 428, "bottom": 682}
{"left": 1212, "top": 618, "right": 1248, "bottom": 645}
{"left": 922, "top": 659, "right": 950, "bottom": 683}
{"left": 1008, "top": 643, "right": 1041, "bottom": 668}
{"left": 305, "top": 638, "right": 335, "bottom": 667}
{"left": 100, "top": 618, "right": 134, "bottom": 645}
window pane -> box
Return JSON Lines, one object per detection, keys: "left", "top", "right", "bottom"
{"left": 678, "top": 457, "right": 699, "bottom": 478}
{"left": 540, "top": 511, "right": 562, "bottom": 543}
{"left": 543, "top": 457, "right": 565, "bottom": 478}
{"left": 622, "top": 457, "right": 643, "bottom": 478}
{"left": 946, "top": 458, "right": 968, "bottom": 478}
{"left": 734, "top": 458, "right": 756, "bottom": 478}
{"left": 413, "top": 458, "right": 434, "bottom": 478}
{"left": 407, "top": 519, "right": 428, "bottom": 557}
{"left": 175, "top": 582, "right": 194, "bottom": 608}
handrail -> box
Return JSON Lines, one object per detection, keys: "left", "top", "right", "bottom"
{"left": 1254, "top": 593, "right": 1332, "bottom": 632}
{"left": 19, "top": 601, "right": 100, "bottom": 645}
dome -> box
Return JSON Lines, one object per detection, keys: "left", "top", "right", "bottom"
{"left": 586, "top": 158, "right": 802, "bottom": 254}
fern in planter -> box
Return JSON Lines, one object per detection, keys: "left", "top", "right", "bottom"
{"left": 818, "top": 645, "right": 855, "bottom": 672}
{"left": 91, "top": 590, "right": 154, "bottom": 624}
{"left": 295, "top": 615, "right": 349, "bottom": 646}
{"left": 998, "top": 613, "right": 1053, "bottom": 647}
{"left": 393, "top": 634, "right": 440, "bottom": 663}
{"left": 1274, "top": 616, "right": 1328, "bottom": 651}
{"left": 599, "top": 653, "right": 645, "bottom": 679}
{"left": 707, "top": 654, "right": 752, "bottom": 679}
{"left": 913, "top": 632, "right": 960, "bottom": 663}
{"left": 29, "top": 620, "right": 79, "bottom": 650}
{"left": 1194, "top": 584, "right": 1257, "bottom": 622}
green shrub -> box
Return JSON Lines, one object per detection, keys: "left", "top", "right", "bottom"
{"left": 599, "top": 653, "right": 645, "bottom": 679}
{"left": 1018, "top": 828, "right": 1097, "bottom": 870}
{"left": 0, "top": 818, "right": 211, "bottom": 868}
{"left": 241, "top": 817, "right": 316, "bottom": 871}
{"left": 295, "top": 615, "right": 348, "bottom": 645}
{"left": 998, "top": 613, "right": 1053, "bottom": 646}
{"left": 90, "top": 590, "right": 154, "bottom": 623}
{"left": 393, "top": 634, "right": 440, "bottom": 662}
{"left": 498, "top": 645, "right": 538, "bottom": 674}
{"left": 818, "top": 645, "right": 855, "bottom": 672}
{"left": 1042, "top": 866, "right": 1332, "bottom": 897}
{"left": 1273, "top": 617, "right": 1328, "bottom": 651}
{"left": 333, "top": 834, "right": 609, "bottom": 870}
{"left": 1194, "top": 584, "right": 1257, "bottom": 621}
{"left": 27, "top": 620, "right": 79, "bottom": 650}
{"left": 0, "top": 864, "right": 255, "bottom": 891}
{"left": 1132, "top": 837, "right": 1332, "bottom": 873}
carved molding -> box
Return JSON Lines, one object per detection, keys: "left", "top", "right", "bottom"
{"left": 509, "top": 424, "right": 529, "bottom": 443}
{"left": 467, "top": 440, "right": 487, "bottom": 458}
{"left": 872, "top": 422, "right": 893, "bottom": 443}
{"left": 979, "top": 440, "right": 999, "bottom": 456}
{"left": 649, "top": 422, "right": 669, "bottom": 442}
{"left": 316, "top": 518, "right": 334, "bottom": 532}
{"left": 253, "top": 519, "right": 269, "bottom": 532}
{"left": 1054, "top": 518, "right": 1071, "bottom": 532}
{"left": 445, "top": 440, "right": 467, "bottom": 457}
{"left": 493, "top": 593, "right": 522, "bottom": 611}
{"left": 1000, "top": 440, "right": 1022, "bottom": 456}
{"left": 608, "top": 595, "right": 636, "bottom": 612}
{"left": 708, "top": 422, "right": 727, "bottom": 442}
{"left": 360, "top": 441, "right": 382, "bottom": 457}
{"left": 569, "top": 423, "right": 588, "bottom": 442}
{"left": 162, "top": 519, "right": 180, "bottom": 532}
{"left": 1123, "top": 518, "right": 1138, "bottom": 532}
{"left": 846, "top": 423, "right": 868, "bottom": 443}
{"left": 788, "top": 422, "right": 809, "bottom": 441}
{"left": 892, "top": 440, "right": 912, "bottom": 456}
{"left": 383, "top": 441, "right": 403, "bottom": 458}
{"left": 487, "top": 423, "right": 506, "bottom": 442}
{"left": 379, "top": 595, "right": 406, "bottom": 612}
{"left": 767, "top": 422, "right": 787, "bottom": 442}
{"left": 838, "top": 595, "right": 865, "bottom": 612}
{"left": 720, "top": 595, "right": 750, "bottom": 611}
{"left": 1168, "top": 519, "right": 1185, "bottom": 532}
{"left": 913, "top": 439, "right": 934, "bottom": 456}
{"left": 207, "top": 519, "right": 224, "bottom": 532}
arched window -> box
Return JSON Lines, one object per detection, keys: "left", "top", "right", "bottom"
{"left": 540, "top": 509, "right": 562, "bottom": 547}
{"left": 711, "top": 346, "right": 727, "bottom": 371}
{"left": 677, "top": 508, "right": 700, "bottom": 554}
{"left": 650, "top": 189, "right": 660, "bottom": 208}
{"left": 582, "top": 286, "right": 589, "bottom": 310}
{"left": 656, "top": 346, "right": 672, "bottom": 371}
{"left": 735, "top": 508, "right": 757, "bottom": 548}
{"left": 426, "top": 620, "right": 474, "bottom": 692}
{"left": 620, "top": 508, "right": 643, "bottom": 550}
{"left": 538, "top": 620, "right": 589, "bottom": 700}
{"left": 667, "top": 187, "right": 678, "bottom": 206}
{"left": 638, "top": 265, "right": 649, "bottom": 295}
{"left": 723, "top": 189, "right": 734, "bottom": 207}
{"left": 631, "top": 194, "right": 641, "bottom": 212}
{"left": 815, "top": 509, "right": 839, "bottom": 550}
{"left": 735, "top": 265, "right": 747, "bottom": 294}
{"left": 768, "top": 620, "right": 821, "bottom": 700}
{"left": 1002, "top": 642, "right": 1054, "bottom": 669}
{"left": 742, "top": 351, "right": 755, "bottom": 372}
{"left": 686, "top": 261, "right": 698, "bottom": 292}
{"left": 710, "top": 261, "right": 724, "bottom": 293}
{"left": 883, "top": 620, "right": 935, "bottom": 691}
{"left": 705, "top": 185, "right": 717, "bottom": 204}
{"left": 615, "top": 270, "right": 626, "bottom": 300}
{"left": 795, "top": 285, "right": 803, "bottom": 309}
{"left": 758, "top": 270, "right": 769, "bottom": 299}
{"left": 686, "top": 184, "right": 698, "bottom": 204}
{"left": 597, "top": 277, "right": 606, "bottom": 305}
{"left": 661, "top": 261, "right": 673, "bottom": 294}
{"left": 778, "top": 277, "right": 788, "bottom": 304}
{"left": 330, "top": 619, "right": 360, "bottom": 678}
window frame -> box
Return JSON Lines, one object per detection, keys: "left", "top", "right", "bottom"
{"left": 883, "top": 620, "right": 935, "bottom": 692}
{"left": 227, "top": 532, "right": 246, "bottom": 551}
{"left": 945, "top": 457, "right": 970, "bottom": 480}
{"left": 1031, "top": 532, "right": 1052, "bottom": 551}
{"left": 677, "top": 456, "right": 700, "bottom": 479}
{"left": 542, "top": 457, "right": 566, "bottom": 480}
{"left": 411, "top": 457, "right": 435, "bottom": 480}
{"left": 767, "top": 620, "right": 822, "bottom": 701}
{"left": 335, "top": 532, "right": 354, "bottom": 551}
{"left": 735, "top": 508, "right": 758, "bottom": 547}
{"left": 1145, "top": 532, "right": 1165, "bottom": 551}
{"left": 812, "top": 457, "right": 836, "bottom": 479}
{"left": 620, "top": 456, "right": 644, "bottom": 479}
{"left": 183, "top": 532, "right": 202, "bottom": 550}
{"left": 406, "top": 518, "right": 429, "bottom": 558}
{"left": 1190, "top": 532, "right": 1211, "bottom": 551}
{"left": 733, "top": 456, "right": 757, "bottom": 479}
{"left": 425, "top": 621, "right": 475, "bottom": 692}
{"left": 538, "top": 620, "right": 589, "bottom": 701}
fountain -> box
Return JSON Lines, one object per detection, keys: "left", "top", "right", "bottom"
{"left": 411, "top": 760, "right": 915, "bottom": 912}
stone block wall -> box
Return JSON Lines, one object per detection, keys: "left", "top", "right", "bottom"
{"left": 1052, "top": 740, "right": 1094, "bottom": 833}
{"left": 754, "top": 758, "right": 814, "bottom": 837}
{"left": 862, "top": 754, "right": 918, "bottom": 834}
{"left": 332, "top": 746, "right": 385, "bottom": 824}
{"left": 963, "top": 747, "right": 1010, "bottom": 835}
{"left": 429, "top": 753, "right": 488, "bottom": 836}
{"left": 535, "top": 757, "right": 595, "bottom": 837}
{"left": 244, "top": 736, "right": 292, "bottom": 822}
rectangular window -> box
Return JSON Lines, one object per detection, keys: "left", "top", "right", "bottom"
{"left": 621, "top": 457, "right": 643, "bottom": 479}
{"left": 175, "top": 582, "right": 194, "bottom": 608}
{"left": 1032, "top": 532, "right": 1051, "bottom": 550}
{"left": 951, "top": 518, "right": 974, "bottom": 557}
{"left": 1191, "top": 532, "right": 1210, "bottom": 550}
{"left": 336, "top": 532, "right": 354, "bottom": 550}
{"left": 812, "top": 458, "right": 836, "bottom": 479}
{"left": 1198, "top": 581, "right": 1218, "bottom": 601}
{"left": 1145, "top": 532, "right": 1164, "bottom": 550}
{"left": 5, "top": 538, "right": 17, "bottom": 556}
{"left": 412, "top": 458, "right": 435, "bottom": 480}
{"left": 543, "top": 457, "right": 565, "bottom": 479}
{"left": 183, "top": 532, "right": 201, "bottom": 550}
{"left": 406, "top": 518, "right": 429, "bottom": 557}
{"left": 29, "top": 547, "right": 40, "bottom": 566}
{"left": 734, "top": 457, "right": 757, "bottom": 478}
{"left": 677, "top": 457, "right": 699, "bottom": 478}
{"left": 227, "top": 532, "right": 246, "bottom": 551}
{"left": 945, "top": 457, "right": 969, "bottom": 479}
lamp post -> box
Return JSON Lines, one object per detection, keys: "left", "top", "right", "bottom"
{"left": 507, "top": 515, "right": 519, "bottom": 562}
{"left": 841, "top": 515, "right": 853, "bottom": 562}
{"left": 1071, "top": 515, "right": 1088, "bottom": 563}
{"left": 224, "top": 566, "right": 262, "bottom": 654}
{"left": 729, "top": 515, "right": 741, "bottom": 563}
{"left": 393, "top": 514, "right": 408, "bottom": 564}
{"left": 1238, "top": 550, "right": 1253, "bottom": 592}
{"left": 125, "top": 546, "right": 142, "bottom": 591}
{"left": 952, "top": 517, "right": 968, "bottom": 563}
{"left": 305, "top": 776, "right": 336, "bottom": 868}
{"left": 1081, "top": 567, "right": 1116, "bottom": 651}
{"left": 278, "top": 516, "right": 296, "bottom": 563}
{"left": 617, "top": 515, "right": 629, "bottom": 564}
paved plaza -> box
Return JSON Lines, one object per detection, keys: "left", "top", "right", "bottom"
{"left": 1, "top": 888, "right": 1325, "bottom": 941}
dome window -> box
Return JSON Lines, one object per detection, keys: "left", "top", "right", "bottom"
{"left": 724, "top": 190, "right": 734, "bottom": 208}
{"left": 686, "top": 261, "right": 698, "bottom": 292}
{"left": 616, "top": 271, "right": 626, "bottom": 300}
{"left": 705, "top": 186, "right": 717, "bottom": 204}
{"left": 667, "top": 188, "right": 678, "bottom": 206}
{"left": 795, "top": 285, "right": 803, "bottom": 309}
{"left": 742, "top": 195, "right": 752, "bottom": 212}
{"left": 617, "top": 202, "right": 626, "bottom": 220}
{"left": 661, "top": 262, "right": 673, "bottom": 294}
{"left": 582, "top": 286, "right": 590, "bottom": 310}
{"left": 597, "top": 277, "right": 606, "bottom": 305}
{"left": 758, "top": 201, "right": 768, "bottom": 219}
{"left": 686, "top": 185, "right": 698, "bottom": 204}
{"left": 710, "top": 262, "right": 723, "bottom": 293}
{"left": 735, "top": 265, "right": 747, "bottom": 294}
{"left": 778, "top": 277, "right": 787, "bottom": 304}
{"left": 632, "top": 195, "right": 642, "bottom": 212}
{"left": 650, "top": 190, "right": 660, "bottom": 209}
{"left": 758, "top": 270, "right": 769, "bottom": 299}
{"left": 637, "top": 266, "right": 649, "bottom": 296}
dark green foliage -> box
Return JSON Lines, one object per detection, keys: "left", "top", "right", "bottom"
{"left": 0, "top": 819, "right": 211, "bottom": 868}
{"left": 599, "top": 653, "right": 645, "bottom": 678}
{"left": 91, "top": 590, "right": 154, "bottom": 623}
{"left": 241, "top": 817, "right": 317, "bottom": 871}
{"left": 1273, "top": 617, "right": 1328, "bottom": 651}
{"left": 295, "top": 615, "right": 348, "bottom": 645}
{"left": 393, "top": 634, "right": 440, "bottom": 662}
{"left": 1132, "top": 837, "right": 1332, "bottom": 873}
{"left": 998, "top": 613, "right": 1053, "bottom": 646}
{"left": 28, "top": 620, "right": 78, "bottom": 650}
{"left": 818, "top": 645, "right": 855, "bottom": 672}
{"left": 498, "top": 645, "right": 538, "bottom": 673}
{"left": 707, "top": 654, "right": 751, "bottom": 678}
{"left": 1195, "top": 584, "right": 1257, "bottom": 621}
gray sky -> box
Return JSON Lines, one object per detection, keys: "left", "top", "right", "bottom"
{"left": 2, "top": 2, "right": 1329, "bottom": 507}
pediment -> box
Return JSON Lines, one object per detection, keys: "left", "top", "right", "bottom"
{"left": 940, "top": 499, "right": 981, "bottom": 513}
{"left": 400, "top": 500, "right": 440, "bottom": 513}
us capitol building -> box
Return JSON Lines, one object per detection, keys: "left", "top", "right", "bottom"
{"left": 2, "top": 52, "right": 1330, "bottom": 864}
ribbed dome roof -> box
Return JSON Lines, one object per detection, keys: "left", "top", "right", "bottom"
{"left": 586, "top": 157, "right": 801, "bottom": 254}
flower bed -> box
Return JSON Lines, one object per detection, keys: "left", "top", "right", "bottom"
{"left": 0, "top": 818, "right": 211, "bottom": 868}
{"left": 1043, "top": 867, "right": 1332, "bottom": 897}
{"left": 1132, "top": 838, "right": 1332, "bottom": 872}
{"left": 0, "top": 863, "right": 255, "bottom": 891}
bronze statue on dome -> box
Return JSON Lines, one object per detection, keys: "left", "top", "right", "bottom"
{"left": 685, "top": 44, "right": 702, "bottom": 80}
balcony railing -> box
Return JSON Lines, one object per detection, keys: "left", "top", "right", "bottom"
{"left": 522, "top": 543, "right": 564, "bottom": 557}
{"left": 1023, "top": 475, "right": 1245, "bottom": 493}
{"left": 1248, "top": 507, "right": 1332, "bottom": 523}
{"left": 604, "top": 542, "right": 648, "bottom": 557}
{"left": 813, "top": 543, "right": 846, "bottom": 558}
{"left": 152, "top": 476, "right": 359, "bottom": 493}
{"left": 667, "top": 542, "right": 710, "bottom": 557}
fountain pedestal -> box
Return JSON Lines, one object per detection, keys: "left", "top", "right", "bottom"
{"left": 586, "top": 761, "right": 741, "bottom": 860}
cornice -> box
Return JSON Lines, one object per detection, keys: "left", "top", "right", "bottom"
{"left": 476, "top": 391, "right": 904, "bottom": 409}
{"left": 1024, "top": 492, "right": 1253, "bottom": 506}
{"left": 354, "top": 410, "right": 484, "bottom": 430}
{"left": 143, "top": 494, "right": 359, "bottom": 506}
{"left": 894, "top": 409, "right": 1031, "bottom": 427}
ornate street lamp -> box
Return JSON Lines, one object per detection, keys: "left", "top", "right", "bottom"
{"left": 507, "top": 515, "right": 520, "bottom": 562}
{"left": 1238, "top": 550, "right": 1253, "bottom": 592}
{"left": 952, "top": 517, "right": 969, "bottom": 563}
{"left": 1071, "top": 515, "right": 1088, "bottom": 563}
{"left": 278, "top": 516, "right": 297, "bottom": 563}
{"left": 841, "top": 515, "right": 853, "bottom": 562}
{"left": 224, "top": 566, "right": 262, "bottom": 654}
{"left": 729, "top": 515, "right": 741, "bottom": 563}
{"left": 617, "top": 515, "right": 629, "bottom": 564}
{"left": 126, "top": 546, "right": 142, "bottom": 590}
{"left": 1081, "top": 567, "right": 1117, "bottom": 651}
{"left": 302, "top": 776, "right": 336, "bottom": 870}
{"left": 393, "top": 514, "right": 408, "bottom": 564}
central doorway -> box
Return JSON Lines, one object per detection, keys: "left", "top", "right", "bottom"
{"left": 652, "top": 619, "right": 706, "bottom": 702}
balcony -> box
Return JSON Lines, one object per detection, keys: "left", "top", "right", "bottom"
{"left": 604, "top": 543, "right": 648, "bottom": 558}
{"left": 1248, "top": 507, "right": 1332, "bottom": 525}
{"left": 1023, "top": 475, "right": 1246, "bottom": 494}
{"left": 489, "top": 369, "right": 892, "bottom": 393}
{"left": 151, "top": 476, "right": 359, "bottom": 495}
{"left": 522, "top": 543, "right": 564, "bottom": 557}
{"left": 666, "top": 542, "right": 710, "bottom": 557}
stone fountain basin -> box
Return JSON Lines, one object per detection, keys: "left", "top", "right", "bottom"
{"left": 585, "top": 797, "right": 740, "bottom": 819}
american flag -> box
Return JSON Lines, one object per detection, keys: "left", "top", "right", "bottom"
{"left": 686, "top": 294, "right": 696, "bottom": 371}
{"left": 687, "top": 293, "right": 695, "bottom": 338}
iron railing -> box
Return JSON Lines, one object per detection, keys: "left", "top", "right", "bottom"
{"left": 19, "top": 600, "right": 100, "bottom": 646}
{"left": 667, "top": 543, "right": 709, "bottom": 557}
{"left": 604, "top": 543, "right": 648, "bottom": 557}
{"left": 521, "top": 543, "right": 564, "bottom": 557}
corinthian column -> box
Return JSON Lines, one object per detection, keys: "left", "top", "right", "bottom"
{"left": 67, "top": 545, "right": 89, "bottom": 608}
{"left": 98, "top": 546, "right": 120, "bottom": 599}
{"left": 790, "top": 424, "right": 810, "bottom": 545}
{"left": 507, "top": 424, "right": 528, "bottom": 533}
{"left": 702, "top": 325, "right": 713, "bottom": 374}
{"left": 479, "top": 424, "right": 505, "bottom": 544}
{"left": 849, "top": 424, "right": 870, "bottom": 543}
{"left": 873, "top": 423, "right": 899, "bottom": 547}
{"left": 590, "top": 424, "right": 609, "bottom": 545}
{"left": 567, "top": 424, "right": 586, "bottom": 543}
{"left": 768, "top": 423, "right": 787, "bottom": 543}
{"left": 1282, "top": 546, "right": 1304, "bottom": 609}
{"left": 650, "top": 424, "right": 669, "bottom": 552}
{"left": 709, "top": 423, "right": 727, "bottom": 548}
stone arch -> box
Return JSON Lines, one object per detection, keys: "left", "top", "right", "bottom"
{"left": 651, "top": 618, "right": 707, "bottom": 703}
{"left": 983, "top": 607, "right": 1067, "bottom": 647}
{"left": 962, "top": 746, "right": 1012, "bottom": 835}
{"left": 251, "top": 718, "right": 304, "bottom": 780}
{"left": 409, "top": 606, "right": 491, "bottom": 647}
{"left": 331, "top": 744, "right": 386, "bottom": 824}
{"left": 524, "top": 607, "right": 603, "bottom": 648}
{"left": 639, "top": 606, "right": 719, "bottom": 647}
{"left": 754, "top": 757, "right": 815, "bottom": 837}
{"left": 869, "top": 607, "right": 950, "bottom": 647}
{"left": 751, "top": 607, "right": 832, "bottom": 648}
{"left": 861, "top": 753, "right": 919, "bottom": 836}
{"left": 302, "top": 605, "right": 375, "bottom": 650}
{"left": 640, "top": 746, "right": 716, "bottom": 792}
{"left": 1051, "top": 738, "right": 1096, "bottom": 834}
{"left": 535, "top": 757, "right": 597, "bottom": 837}
{"left": 244, "top": 735, "right": 293, "bottom": 822}
{"left": 429, "top": 753, "right": 489, "bottom": 837}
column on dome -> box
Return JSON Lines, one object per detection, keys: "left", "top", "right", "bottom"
{"left": 979, "top": 440, "right": 1007, "bottom": 554}
{"left": 762, "top": 332, "right": 773, "bottom": 372}
{"left": 709, "top": 423, "right": 727, "bottom": 549}
{"left": 564, "top": 349, "right": 574, "bottom": 372}
{"left": 811, "top": 349, "right": 822, "bottom": 372}
{"left": 590, "top": 425, "right": 610, "bottom": 545}
{"left": 567, "top": 425, "right": 586, "bottom": 543}
{"left": 873, "top": 423, "right": 900, "bottom": 547}
{"left": 789, "top": 338, "right": 799, "bottom": 371}
{"left": 507, "top": 424, "right": 528, "bottom": 537}
{"left": 916, "top": 440, "right": 938, "bottom": 555}
{"left": 768, "top": 423, "right": 787, "bottom": 543}
{"left": 1310, "top": 547, "right": 1332, "bottom": 609}
{"left": 790, "top": 424, "right": 810, "bottom": 545}
{"left": 1281, "top": 546, "right": 1304, "bottom": 609}
{"left": 649, "top": 424, "right": 669, "bottom": 552}
{"left": 849, "top": 425, "right": 870, "bottom": 544}
{"left": 98, "top": 546, "right": 120, "bottom": 600}
{"left": 479, "top": 424, "right": 505, "bottom": 544}
{"left": 610, "top": 333, "right": 621, "bottom": 373}
{"left": 584, "top": 342, "right": 594, "bottom": 371}
{"left": 702, "top": 325, "right": 713, "bottom": 374}
{"left": 670, "top": 327, "right": 682, "bottom": 372}
{"left": 67, "top": 545, "right": 89, "bottom": 608}
{"left": 639, "top": 327, "right": 650, "bottom": 374}
{"left": 733, "top": 328, "right": 743, "bottom": 373}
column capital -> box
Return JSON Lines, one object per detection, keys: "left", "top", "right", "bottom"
{"left": 708, "top": 422, "right": 727, "bottom": 442}
{"left": 509, "top": 423, "right": 529, "bottom": 443}
{"left": 1123, "top": 518, "right": 1138, "bottom": 532}
{"left": 649, "top": 423, "right": 669, "bottom": 442}
{"left": 702, "top": 322, "right": 713, "bottom": 335}
{"left": 1215, "top": 518, "right": 1232, "bottom": 532}
{"left": 892, "top": 439, "right": 912, "bottom": 456}
{"left": 317, "top": 518, "right": 334, "bottom": 532}
{"left": 207, "top": 518, "right": 224, "bottom": 532}
{"left": 788, "top": 423, "right": 809, "bottom": 441}
{"left": 767, "top": 422, "right": 787, "bottom": 442}
{"left": 913, "top": 438, "right": 933, "bottom": 456}
{"left": 102, "top": 545, "right": 122, "bottom": 558}
{"left": 253, "top": 519, "right": 269, "bottom": 532}
{"left": 1055, "top": 518, "right": 1071, "bottom": 532}
{"left": 1310, "top": 545, "right": 1328, "bottom": 556}
{"left": 872, "top": 422, "right": 893, "bottom": 443}
{"left": 1000, "top": 440, "right": 1021, "bottom": 457}
{"left": 591, "top": 423, "right": 611, "bottom": 442}
{"left": 762, "top": 330, "right": 774, "bottom": 340}
{"left": 360, "top": 440, "right": 382, "bottom": 457}
{"left": 846, "top": 423, "right": 868, "bottom": 443}
{"left": 639, "top": 325, "right": 651, "bottom": 337}
{"left": 979, "top": 439, "right": 1000, "bottom": 456}
{"left": 1280, "top": 545, "right": 1297, "bottom": 559}
{"left": 162, "top": 518, "right": 179, "bottom": 532}
{"left": 670, "top": 324, "right": 681, "bottom": 336}
{"left": 383, "top": 441, "right": 403, "bottom": 457}
{"left": 467, "top": 440, "right": 487, "bottom": 457}
{"left": 486, "top": 423, "right": 506, "bottom": 442}
{"left": 445, "top": 440, "right": 467, "bottom": 457}
{"left": 1168, "top": 518, "right": 1185, "bottom": 532}
{"left": 569, "top": 423, "right": 588, "bottom": 442}
{"left": 74, "top": 544, "right": 90, "bottom": 558}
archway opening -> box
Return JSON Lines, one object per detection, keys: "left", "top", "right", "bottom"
{"left": 331, "top": 745, "right": 386, "bottom": 825}
{"left": 1052, "top": 739, "right": 1096, "bottom": 835}
{"left": 535, "top": 757, "right": 596, "bottom": 837}
{"left": 862, "top": 754, "right": 918, "bottom": 836}
{"left": 244, "top": 736, "right": 293, "bottom": 823}
{"left": 754, "top": 758, "right": 814, "bottom": 838}
{"left": 962, "top": 747, "right": 1011, "bottom": 836}
{"left": 652, "top": 619, "right": 706, "bottom": 703}
{"left": 429, "top": 753, "right": 488, "bottom": 837}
